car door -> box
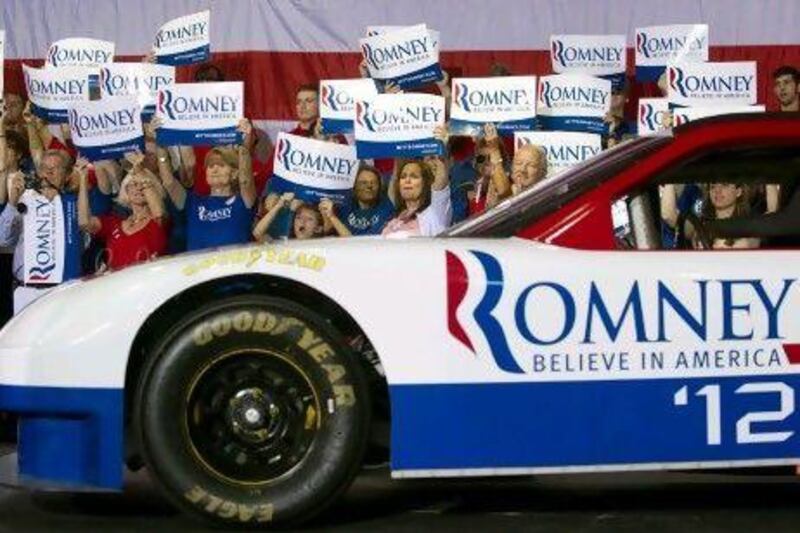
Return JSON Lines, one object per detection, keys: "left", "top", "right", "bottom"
{"left": 391, "top": 117, "right": 800, "bottom": 477}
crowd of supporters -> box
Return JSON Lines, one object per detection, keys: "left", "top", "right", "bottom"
{"left": 0, "top": 56, "right": 797, "bottom": 323}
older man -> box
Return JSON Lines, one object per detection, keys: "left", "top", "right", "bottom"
{"left": 510, "top": 144, "right": 548, "bottom": 196}
{"left": 0, "top": 150, "right": 84, "bottom": 296}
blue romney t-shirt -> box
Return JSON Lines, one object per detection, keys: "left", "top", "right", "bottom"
{"left": 185, "top": 192, "right": 253, "bottom": 251}
{"left": 342, "top": 199, "right": 395, "bottom": 236}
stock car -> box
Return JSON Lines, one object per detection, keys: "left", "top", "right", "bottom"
{"left": 1, "top": 113, "right": 800, "bottom": 527}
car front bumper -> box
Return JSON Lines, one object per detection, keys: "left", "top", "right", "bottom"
{"left": 0, "top": 378, "right": 124, "bottom": 491}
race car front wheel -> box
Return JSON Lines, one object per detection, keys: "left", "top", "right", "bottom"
{"left": 135, "top": 295, "right": 370, "bottom": 528}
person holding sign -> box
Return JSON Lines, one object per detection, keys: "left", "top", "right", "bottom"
{"left": 0, "top": 149, "right": 83, "bottom": 294}
{"left": 77, "top": 154, "right": 167, "bottom": 270}
{"left": 156, "top": 118, "right": 256, "bottom": 251}
{"left": 383, "top": 127, "right": 452, "bottom": 238}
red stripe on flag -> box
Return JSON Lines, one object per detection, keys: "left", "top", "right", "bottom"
{"left": 5, "top": 45, "right": 799, "bottom": 121}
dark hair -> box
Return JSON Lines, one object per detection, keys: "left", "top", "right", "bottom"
{"left": 701, "top": 183, "right": 751, "bottom": 247}
{"left": 489, "top": 62, "right": 511, "bottom": 77}
{"left": 351, "top": 164, "right": 384, "bottom": 208}
{"left": 391, "top": 159, "right": 434, "bottom": 214}
{"left": 772, "top": 65, "right": 800, "bottom": 83}
{"left": 4, "top": 130, "right": 30, "bottom": 163}
{"left": 296, "top": 83, "right": 319, "bottom": 96}
{"left": 194, "top": 63, "right": 225, "bottom": 82}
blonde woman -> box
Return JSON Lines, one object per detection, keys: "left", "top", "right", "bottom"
{"left": 77, "top": 154, "right": 167, "bottom": 270}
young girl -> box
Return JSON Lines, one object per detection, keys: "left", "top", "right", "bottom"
{"left": 252, "top": 192, "right": 325, "bottom": 241}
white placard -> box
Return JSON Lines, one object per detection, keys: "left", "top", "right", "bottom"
{"left": 156, "top": 82, "right": 244, "bottom": 146}
{"left": 23, "top": 64, "right": 95, "bottom": 123}
{"left": 514, "top": 131, "right": 603, "bottom": 176}
{"left": 45, "top": 38, "right": 115, "bottom": 69}
{"left": 354, "top": 93, "right": 445, "bottom": 159}
{"left": 21, "top": 190, "right": 65, "bottom": 285}
{"left": 550, "top": 34, "right": 626, "bottom": 89}
{"left": 673, "top": 105, "right": 765, "bottom": 127}
{"left": 536, "top": 73, "right": 611, "bottom": 134}
{"left": 359, "top": 24, "right": 442, "bottom": 89}
{"left": 271, "top": 133, "right": 359, "bottom": 204}
{"left": 668, "top": 61, "right": 757, "bottom": 108}
{"left": 69, "top": 96, "right": 144, "bottom": 161}
{"left": 100, "top": 63, "right": 175, "bottom": 116}
{"left": 153, "top": 10, "right": 210, "bottom": 66}
{"left": 319, "top": 78, "right": 379, "bottom": 134}
{"left": 449, "top": 76, "right": 537, "bottom": 136}
{"left": 637, "top": 97, "right": 670, "bottom": 136}
{"left": 635, "top": 24, "right": 709, "bottom": 81}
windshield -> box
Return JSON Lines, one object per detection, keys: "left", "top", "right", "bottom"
{"left": 443, "top": 135, "right": 671, "bottom": 237}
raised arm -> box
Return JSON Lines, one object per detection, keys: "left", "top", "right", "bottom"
{"left": 141, "top": 171, "right": 166, "bottom": 222}
{"left": 483, "top": 123, "right": 511, "bottom": 201}
{"left": 253, "top": 192, "right": 293, "bottom": 242}
{"left": 237, "top": 119, "right": 256, "bottom": 208}
{"left": 153, "top": 141, "right": 187, "bottom": 210}
{"left": 93, "top": 159, "right": 122, "bottom": 195}
{"left": 23, "top": 103, "right": 45, "bottom": 168}
{"left": 431, "top": 125, "right": 451, "bottom": 191}
{"left": 319, "top": 198, "right": 352, "bottom": 237}
{"left": 77, "top": 159, "right": 101, "bottom": 234}
{"left": 659, "top": 183, "right": 680, "bottom": 228}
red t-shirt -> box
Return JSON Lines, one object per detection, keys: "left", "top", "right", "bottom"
{"left": 97, "top": 215, "right": 168, "bottom": 270}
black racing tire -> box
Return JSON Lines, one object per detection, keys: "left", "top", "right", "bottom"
{"left": 135, "top": 295, "right": 370, "bottom": 528}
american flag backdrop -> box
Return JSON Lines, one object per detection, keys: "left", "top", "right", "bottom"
{"left": 3, "top": 0, "right": 799, "bottom": 140}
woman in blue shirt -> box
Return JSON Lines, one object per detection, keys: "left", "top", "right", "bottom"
{"left": 323, "top": 165, "right": 394, "bottom": 237}
{"left": 157, "top": 119, "right": 257, "bottom": 251}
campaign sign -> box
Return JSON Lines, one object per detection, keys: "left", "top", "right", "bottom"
{"left": 550, "top": 34, "right": 627, "bottom": 90}
{"left": 153, "top": 10, "right": 210, "bottom": 66}
{"left": 536, "top": 74, "right": 611, "bottom": 134}
{"left": 320, "top": 78, "right": 379, "bottom": 134}
{"left": 637, "top": 97, "right": 670, "bottom": 135}
{"left": 23, "top": 64, "right": 94, "bottom": 123}
{"left": 668, "top": 61, "right": 757, "bottom": 108}
{"left": 450, "top": 76, "right": 537, "bottom": 136}
{"left": 100, "top": 63, "right": 175, "bottom": 119}
{"left": 359, "top": 24, "right": 443, "bottom": 90}
{"left": 45, "top": 38, "right": 115, "bottom": 69}
{"left": 514, "top": 131, "right": 602, "bottom": 176}
{"left": 68, "top": 96, "right": 144, "bottom": 161}
{"left": 156, "top": 82, "right": 243, "bottom": 146}
{"left": 673, "top": 105, "right": 765, "bottom": 127}
{"left": 21, "top": 190, "right": 65, "bottom": 285}
{"left": 354, "top": 93, "right": 445, "bottom": 159}
{"left": 635, "top": 24, "right": 709, "bottom": 82}
{"left": 270, "top": 133, "right": 359, "bottom": 204}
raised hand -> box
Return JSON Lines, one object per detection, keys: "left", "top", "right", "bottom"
{"left": 384, "top": 81, "right": 403, "bottom": 94}
{"left": 7, "top": 172, "right": 25, "bottom": 206}
{"left": 125, "top": 151, "right": 146, "bottom": 171}
{"left": 483, "top": 123, "right": 499, "bottom": 145}
{"left": 237, "top": 118, "right": 253, "bottom": 137}
{"left": 433, "top": 124, "right": 449, "bottom": 144}
{"left": 318, "top": 197, "right": 334, "bottom": 220}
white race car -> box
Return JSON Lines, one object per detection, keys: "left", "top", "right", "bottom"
{"left": 1, "top": 113, "right": 800, "bottom": 527}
